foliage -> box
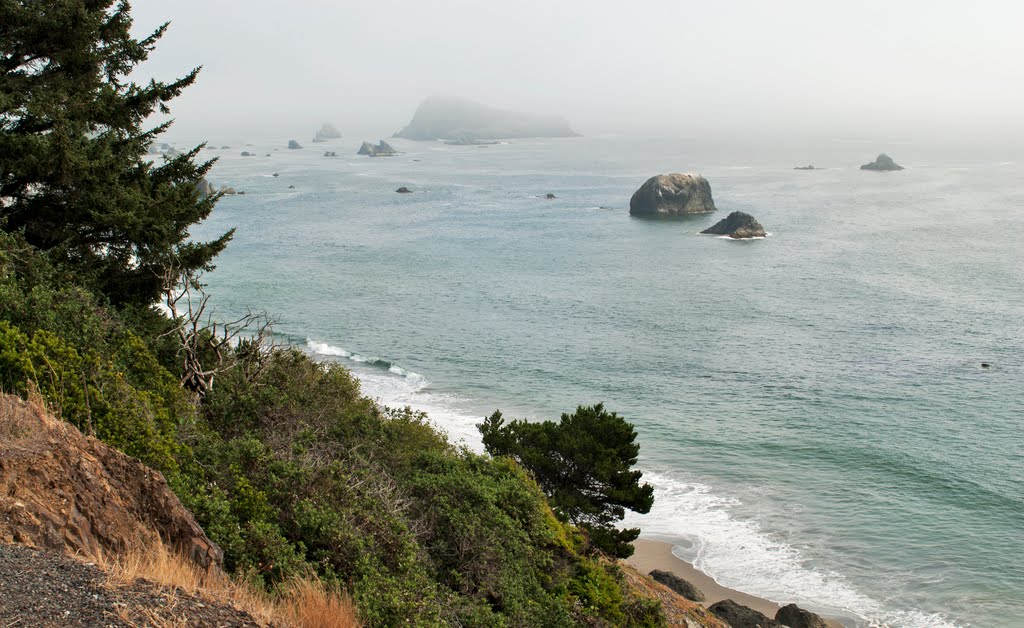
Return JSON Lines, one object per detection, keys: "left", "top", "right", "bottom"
{"left": 478, "top": 404, "right": 655, "bottom": 558}
{"left": 0, "top": 0, "right": 232, "bottom": 307}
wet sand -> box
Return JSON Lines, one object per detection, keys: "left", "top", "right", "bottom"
{"left": 627, "top": 538, "right": 847, "bottom": 627}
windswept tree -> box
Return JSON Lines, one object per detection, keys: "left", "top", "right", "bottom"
{"left": 0, "top": 0, "right": 232, "bottom": 308}
{"left": 478, "top": 403, "right": 655, "bottom": 558}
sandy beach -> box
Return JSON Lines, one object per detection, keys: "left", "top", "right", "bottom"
{"left": 627, "top": 538, "right": 847, "bottom": 627}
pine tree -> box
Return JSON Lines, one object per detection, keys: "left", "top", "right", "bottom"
{"left": 0, "top": 0, "right": 232, "bottom": 307}
{"left": 479, "top": 403, "right": 655, "bottom": 558}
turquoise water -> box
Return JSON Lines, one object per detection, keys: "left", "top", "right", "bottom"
{"left": 191, "top": 136, "right": 1023, "bottom": 627}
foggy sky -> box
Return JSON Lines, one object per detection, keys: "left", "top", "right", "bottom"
{"left": 129, "top": 1, "right": 1024, "bottom": 144}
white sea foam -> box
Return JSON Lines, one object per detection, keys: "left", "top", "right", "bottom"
{"left": 305, "top": 339, "right": 481, "bottom": 448}
{"left": 624, "top": 469, "right": 962, "bottom": 628}
{"left": 306, "top": 337, "right": 960, "bottom": 627}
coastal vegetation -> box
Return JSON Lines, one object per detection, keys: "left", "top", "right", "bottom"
{"left": 0, "top": 1, "right": 663, "bottom": 625}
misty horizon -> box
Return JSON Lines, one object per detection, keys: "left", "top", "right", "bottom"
{"left": 130, "top": 1, "right": 1024, "bottom": 148}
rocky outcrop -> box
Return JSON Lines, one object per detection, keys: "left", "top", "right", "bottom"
{"left": 629, "top": 173, "right": 716, "bottom": 216}
{"left": 358, "top": 140, "right": 397, "bottom": 157}
{"left": 195, "top": 179, "right": 216, "bottom": 198}
{"left": 860, "top": 153, "right": 903, "bottom": 171}
{"left": 648, "top": 569, "right": 705, "bottom": 602}
{"left": 395, "top": 96, "right": 578, "bottom": 141}
{"left": 287, "top": 139, "right": 303, "bottom": 150}
{"left": 775, "top": 604, "right": 827, "bottom": 628}
{"left": 701, "top": 211, "right": 766, "bottom": 239}
{"left": 0, "top": 395, "right": 221, "bottom": 569}
{"left": 314, "top": 123, "right": 341, "bottom": 141}
{"left": 708, "top": 600, "right": 782, "bottom": 628}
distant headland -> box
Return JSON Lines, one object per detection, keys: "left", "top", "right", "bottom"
{"left": 394, "top": 96, "right": 579, "bottom": 141}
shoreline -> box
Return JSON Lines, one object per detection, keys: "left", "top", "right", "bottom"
{"left": 628, "top": 538, "right": 848, "bottom": 628}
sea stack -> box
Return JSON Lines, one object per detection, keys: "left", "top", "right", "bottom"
{"left": 395, "top": 96, "right": 578, "bottom": 141}
{"left": 860, "top": 153, "right": 904, "bottom": 171}
{"left": 629, "top": 173, "right": 716, "bottom": 216}
{"left": 701, "top": 211, "right": 766, "bottom": 239}
{"left": 357, "top": 140, "right": 397, "bottom": 157}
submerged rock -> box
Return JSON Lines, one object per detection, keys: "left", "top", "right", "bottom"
{"left": 776, "top": 603, "right": 828, "bottom": 628}
{"left": 701, "top": 211, "right": 766, "bottom": 239}
{"left": 287, "top": 139, "right": 303, "bottom": 150}
{"left": 708, "top": 600, "right": 783, "bottom": 628}
{"left": 860, "top": 153, "right": 904, "bottom": 171}
{"left": 648, "top": 570, "right": 705, "bottom": 602}
{"left": 629, "top": 173, "right": 716, "bottom": 216}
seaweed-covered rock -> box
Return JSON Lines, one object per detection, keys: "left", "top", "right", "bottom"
{"left": 701, "top": 211, "right": 766, "bottom": 239}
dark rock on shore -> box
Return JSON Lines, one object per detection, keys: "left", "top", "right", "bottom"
{"left": 708, "top": 599, "right": 783, "bottom": 628}
{"left": 395, "top": 96, "right": 578, "bottom": 141}
{"left": 629, "top": 173, "right": 716, "bottom": 216}
{"left": 358, "top": 140, "right": 397, "bottom": 157}
{"left": 776, "top": 603, "right": 828, "bottom": 628}
{"left": 701, "top": 211, "right": 766, "bottom": 239}
{"left": 860, "top": 153, "right": 904, "bottom": 171}
{"left": 287, "top": 139, "right": 303, "bottom": 150}
{"left": 648, "top": 569, "right": 705, "bottom": 602}
{"left": 396, "top": 187, "right": 413, "bottom": 194}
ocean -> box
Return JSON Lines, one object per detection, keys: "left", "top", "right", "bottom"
{"left": 188, "top": 134, "right": 1023, "bottom": 627}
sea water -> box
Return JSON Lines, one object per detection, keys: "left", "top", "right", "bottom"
{"left": 189, "top": 135, "right": 1023, "bottom": 627}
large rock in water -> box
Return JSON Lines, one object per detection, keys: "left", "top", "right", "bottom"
{"left": 357, "top": 140, "right": 397, "bottom": 157}
{"left": 629, "top": 173, "right": 716, "bottom": 216}
{"left": 649, "top": 569, "right": 705, "bottom": 602}
{"left": 776, "top": 603, "right": 828, "bottom": 628}
{"left": 860, "top": 153, "right": 904, "bottom": 171}
{"left": 0, "top": 394, "right": 222, "bottom": 569}
{"left": 701, "top": 211, "right": 766, "bottom": 239}
{"left": 395, "top": 96, "right": 578, "bottom": 140}
{"left": 287, "top": 139, "right": 303, "bottom": 150}
{"left": 314, "top": 122, "right": 341, "bottom": 141}
{"left": 708, "top": 600, "right": 783, "bottom": 628}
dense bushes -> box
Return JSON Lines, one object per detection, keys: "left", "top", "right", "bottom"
{"left": 0, "top": 232, "right": 664, "bottom": 626}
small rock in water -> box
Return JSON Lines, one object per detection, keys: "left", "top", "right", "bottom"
{"left": 396, "top": 187, "right": 413, "bottom": 194}
{"left": 545, "top": 193, "right": 557, "bottom": 199}
{"left": 272, "top": 172, "right": 279, "bottom": 177}
{"left": 981, "top": 362, "right": 991, "bottom": 368}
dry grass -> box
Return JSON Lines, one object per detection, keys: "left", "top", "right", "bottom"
{"left": 93, "top": 541, "right": 360, "bottom": 628}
